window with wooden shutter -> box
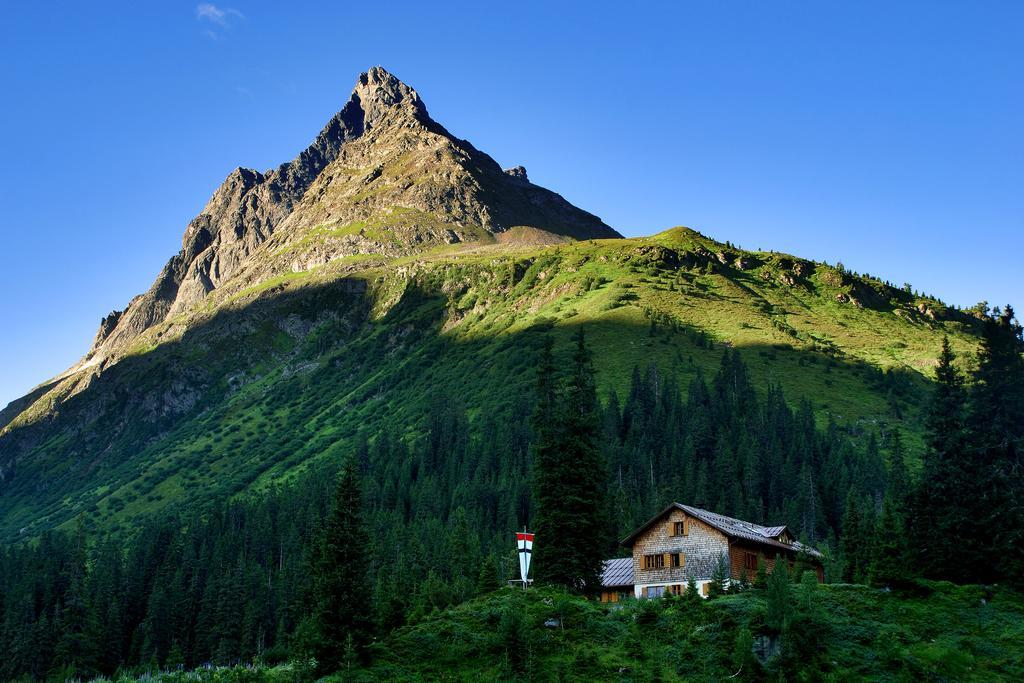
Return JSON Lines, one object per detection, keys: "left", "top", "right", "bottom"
{"left": 701, "top": 582, "right": 709, "bottom": 597}
{"left": 663, "top": 553, "right": 671, "bottom": 569}
{"left": 673, "top": 521, "right": 686, "bottom": 536}
{"left": 670, "top": 552, "right": 685, "bottom": 568}
{"left": 744, "top": 552, "right": 759, "bottom": 571}
{"left": 643, "top": 554, "right": 665, "bottom": 570}
{"left": 667, "top": 521, "right": 676, "bottom": 537}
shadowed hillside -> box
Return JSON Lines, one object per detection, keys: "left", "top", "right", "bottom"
{"left": 0, "top": 227, "right": 980, "bottom": 541}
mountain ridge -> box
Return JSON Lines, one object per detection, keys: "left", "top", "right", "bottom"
{"left": 83, "top": 66, "right": 619, "bottom": 370}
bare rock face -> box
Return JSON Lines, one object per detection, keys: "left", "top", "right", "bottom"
{"left": 350, "top": 67, "right": 429, "bottom": 130}
{"left": 85, "top": 66, "right": 620, "bottom": 364}
{"left": 504, "top": 166, "right": 529, "bottom": 182}
{"left": 92, "top": 310, "right": 123, "bottom": 347}
{"left": 716, "top": 251, "right": 736, "bottom": 266}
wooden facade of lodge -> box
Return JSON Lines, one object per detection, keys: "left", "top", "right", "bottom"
{"left": 600, "top": 502, "right": 824, "bottom": 602}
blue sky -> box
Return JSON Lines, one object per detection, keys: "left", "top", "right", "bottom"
{"left": 1, "top": 1, "right": 1021, "bottom": 408}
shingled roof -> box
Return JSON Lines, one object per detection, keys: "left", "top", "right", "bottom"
{"left": 601, "top": 557, "right": 634, "bottom": 588}
{"left": 620, "top": 502, "right": 823, "bottom": 559}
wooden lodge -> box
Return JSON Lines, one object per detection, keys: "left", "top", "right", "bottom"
{"left": 600, "top": 502, "right": 824, "bottom": 601}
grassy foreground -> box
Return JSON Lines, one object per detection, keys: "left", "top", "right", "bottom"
{"left": 90, "top": 580, "right": 1024, "bottom": 682}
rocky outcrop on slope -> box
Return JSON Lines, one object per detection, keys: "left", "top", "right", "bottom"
{"left": 504, "top": 166, "right": 529, "bottom": 182}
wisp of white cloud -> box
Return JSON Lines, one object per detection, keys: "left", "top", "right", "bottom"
{"left": 196, "top": 4, "right": 244, "bottom": 28}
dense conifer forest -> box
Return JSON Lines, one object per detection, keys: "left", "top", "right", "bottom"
{"left": 0, "top": 308, "right": 1021, "bottom": 681}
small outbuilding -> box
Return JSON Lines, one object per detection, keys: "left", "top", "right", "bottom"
{"left": 599, "top": 557, "right": 635, "bottom": 603}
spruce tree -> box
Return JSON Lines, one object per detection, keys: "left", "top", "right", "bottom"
{"left": 52, "top": 522, "right": 100, "bottom": 678}
{"left": 532, "top": 330, "right": 609, "bottom": 593}
{"left": 970, "top": 307, "right": 1024, "bottom": 456}
{"left": 886, "top": 430, "right": 909, "bottom": 505}
{"left": 765, "top": 557, "right": 791, "bottom": 633}
{"left": 476, "top": 553, "right": 501, "bottom": 595}
{"left": 684, "top": 576, "right": 701, "bottom": 607}
{"left": 562, "top": 329, "right": 611, "bottom": 591}
{"left": 869, "top": 496, "right": 909, "bottom": 589}
{"left": 926, "top": 337, "right": 967, "bottom": 459}
{"left": 313, "top": 459, "right": 372, "bottom": 671}
{"left": 840, "top": 493, "right": 862, "bottom": 583}
{"left": 755, "top": 556, "right": 769, "bottom": 588}
{"left": 732, "top": 627, "right": 756, "bottom": 677}
{"left": 531, "top": 335, "right": 564, "bottom": 587}
{"left": 165, "top": 641, "right": 185, "bottom": 671}
{"left": 968, "top": 307, "right": 1024, "bottom": 583}
{"left": 857, "top": 498, "right": 878, "bottom": 584}
{"left": 868, "top": 432, "right": 911, "bottom": 587}
{"left": 910, "top": 337, "right": 968, "bottom": 579}
{"left": 709, "top": 554, "right": 729, "bottom": 597}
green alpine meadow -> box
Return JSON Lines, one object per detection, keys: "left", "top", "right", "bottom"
{"left": 1, "top": 61, "right": 1021, "bottom": 683}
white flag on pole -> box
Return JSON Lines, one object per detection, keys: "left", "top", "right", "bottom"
{"left": 516, "top": 531, "right": 534, "bottom": 585}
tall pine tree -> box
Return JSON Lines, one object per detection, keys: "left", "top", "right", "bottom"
{"left": 313, "top": 459, "right": 372, "bottom": 670}
{"left": 910, "top": 337, "right": 969, "bottom": 579}
{"left": 968, "top": 307, "right": 1024, "bottom": 584}
{"left": 869, "top": 495, "right": 910, "bottom": 589}
{"left": 531, "top": 335, "right": 562, "bottom": 587}
{"left": 532, "top": 330, "right": 609, "bottom": 593}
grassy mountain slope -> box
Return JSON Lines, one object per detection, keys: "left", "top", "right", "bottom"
{"left": 0, "top": 226, "right": 980, "bottom": 541}
{"left": 98, "top": 582, "right": 1024, "bottom": 682}
{"left": 359, "top": 583, "right": 1024, "bottom": 681}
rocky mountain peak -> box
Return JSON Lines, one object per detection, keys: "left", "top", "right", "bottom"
{"left": 349, "top": 66, "right": 430, "bottom": 131}
{"left": 78, "top": 66, "right": 619, "bottom": 368}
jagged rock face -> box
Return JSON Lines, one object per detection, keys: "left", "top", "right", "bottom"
{"left": 504, "top": 166, "right": 529, "bottom": 182}
{"left": 86, "top": 67, "right": 618, "bottom": 363}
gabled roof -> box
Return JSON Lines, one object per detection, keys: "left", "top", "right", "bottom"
{"left": 601, "top": 557, "right": 634, "bottom": 588}
{"left": 620, "top": 502, "right": 823, "bottom": 559}
{"left": 760, "top": 525, "right": 789, "bottom": 539}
